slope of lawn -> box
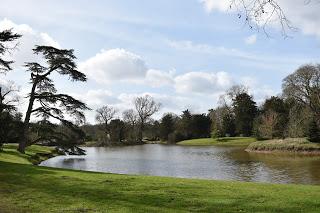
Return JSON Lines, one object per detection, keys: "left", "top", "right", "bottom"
{"left": 1, "top": 144, "right": 320, "bottom": 212}
{"left": 246, "top": 138, "right": 320, "bottom": 154}
{"left": 177, "top": 137, "right": 257, "bottom": 146}
{"left": 0, "top": 144, "right": 57, "bottom": 165}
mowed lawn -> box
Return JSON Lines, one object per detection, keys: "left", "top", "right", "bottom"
{"left": 1, "top": 145, "right": 320, "bottom": 212}
{"left": 177, "top": 137, "right": 257, "bottom": 146}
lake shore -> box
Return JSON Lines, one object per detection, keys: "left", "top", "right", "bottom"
{"left": 82, "top": 140, "right": 145, "bottom": 147}
{"left": 0, "top": 144, "right": 61, "bottom": 165}
{"left": 246, "top": 138, "right": 320, "bottom": 155}
{"left": 177, "top": 137, "right": 257, "bottom": 146}
{"left": 1, "top": 144, "right": 320, "bottom": 212}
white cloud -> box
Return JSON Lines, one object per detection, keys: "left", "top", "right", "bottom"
{"left": 79, "top": 48, "right": 148, "bottom": 84}
{"left": 0, "top": 18, "right": 60, "bottom": 67}
{"left": 145, "top": 69, "right": 175, "bottom": 87}
{"left": 40, "top": 33, "right": 60, "bottom": 48}
{"left": 72, "top": 89, "right": 118, "bottom": 108}
{"left": 174, "top": 71, "right": 232, "bottom": 94}
{"left": 167, "top": 39, "right": 259, "bottom": 61}
{"left": 200, "top": 0, "right": 230, "bottom": 12}
{"left": 245, "top": 34, "right": 257, "bottom": 45}
{"left": 239, "top": 76, "right": 275, "bottom": 103}
{"left": 167, "top": 39, "right": 313, "bottom": 67}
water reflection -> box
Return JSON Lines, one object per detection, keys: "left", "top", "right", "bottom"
{"left": 40, "top": 144, "right": 320, "bottom": 185}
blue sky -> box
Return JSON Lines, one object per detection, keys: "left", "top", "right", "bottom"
{"left": 1, "top": 0, "right": 320, "bottom": 123}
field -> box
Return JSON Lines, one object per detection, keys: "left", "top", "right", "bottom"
{"left": 1, "top": 144, "right": 320, "bottom": 212}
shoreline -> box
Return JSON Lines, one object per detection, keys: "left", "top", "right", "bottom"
{"left": 245, "top": 148, "right": 320, "bottom": 155}
{"left": 245, "top": 138, "right": 320, "bottom": 155}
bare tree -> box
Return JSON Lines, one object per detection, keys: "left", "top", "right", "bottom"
{"left": 218, "top": 84, "right": 248, "bottom": 107}
{"left": 228, "top": 0, "right": 296, "bottom": 37}
{"left": 134, "top": 95, "right": 161, "bottom": 142}
{"left": 123, "top": 109, "right": 138, "bottom": 127}
{"left": 96, "top": 105, "right": 117, "bottom": 141}
{"left": 286, "top": 104, "right": 310, "bottom": 138}
{"left": 0, "top": 81, "right": 19, "bottom": 113}
{"left": 122, "top": 109, "right": 139, "bottom": 142}
{"left": 282, "top": 64, "right": 320, "bottom": 119}
{"left": 258, "top": 110, "right": 278, "bottom": 139}
{"left": 227, "top": 84, "right": 248, "bottom": 100}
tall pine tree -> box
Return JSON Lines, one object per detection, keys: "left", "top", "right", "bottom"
{"left": 18, "top": 46, "right": 90, "bottom": 153}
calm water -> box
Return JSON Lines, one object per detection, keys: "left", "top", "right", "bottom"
{"left": 40, "top": 144, "right": 320, "bottom": 185}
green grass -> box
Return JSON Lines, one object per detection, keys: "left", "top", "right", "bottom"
{"left": 0, "top": 144, "right": 57, "bottom": 165}
{"left": 1, "top": 144, "right": 320, "bottom": 212}
{"left": 246, "top": 138, "right": 320, "bottom": 154}
{"left": 177, "top": 137, "right": 257, "bottom": 146}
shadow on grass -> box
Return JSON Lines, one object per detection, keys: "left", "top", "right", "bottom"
{"left": 1, "top": 161, "right": 319, "bottom": 212}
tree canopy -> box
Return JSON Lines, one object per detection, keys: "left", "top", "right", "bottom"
{"left": 18, "top": 46, "right": 90, "bottom": 153}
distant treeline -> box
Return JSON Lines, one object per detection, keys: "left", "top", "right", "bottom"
{"left": 82, "top": 64, "right": 320, "bottom": 145}
{"left": 1, "top": 29, "right": 320, "bottom": 154}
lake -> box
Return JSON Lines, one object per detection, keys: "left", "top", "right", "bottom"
{"left": 40, "top": 144, "right": 320, "bottom": 185}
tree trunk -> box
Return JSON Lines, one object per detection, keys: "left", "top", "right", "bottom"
{"left": 18, "top": 81, "right": 37, "bottom": 153}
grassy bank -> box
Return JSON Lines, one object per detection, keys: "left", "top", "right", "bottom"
{"left": 1, "top": 144, "right": 320, "bottom": 212}
{"left": 177, "top": 137, "right": 257, "bottom": 146}
{"left": 246, "top": 138, "right": 320, "bottom": 154}
{"left": 0, "top": 144, "right": 58, "bottom": 165}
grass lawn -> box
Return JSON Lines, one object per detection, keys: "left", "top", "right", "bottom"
{"left": 1, "top": 144, "right": 320, "bottom": 212}
{"left": 177, "top": 137, "right": 257, "bottom": 146}
{"left": 0, "top": 144, "right": 57, "bottom": 165}
{"left": 246, "top": 138, "right": 320, "bottom": 154}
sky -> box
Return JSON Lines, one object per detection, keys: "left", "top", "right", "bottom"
{"left": 1, "top": 0, "right": 320, "bottom": 123}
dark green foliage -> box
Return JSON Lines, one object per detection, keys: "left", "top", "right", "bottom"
{"left": 262, "top": 96, "right": 288, "bottom": 137}
{"left": 233, "top": 93, "right": 257, "bottom": 136}
{"left": 0, "top": 29, "right": 21, "bottom": 148}
{"left": 0, "top": 111, "right": 22, "bottom": 147}
{"left": 160, "top": 113, "right": 176, "bottom": 141}
{"left": 191, "top": 114, "right": 212, "bottom": 138}
{"left": 109, "top": 119, "right": 125, "bottom": 143}
{"left": 0, "top": 29, "right": 21, "bottom": 73}
{"left": 172, "top": 110, "right": 211, "bottom": 142}
{"left": 221, "top": 113, "right": 236, "bottom": 137}
{"left": 81, "top": 124, "right": 100, "bottom": 141}
{"left": 307, "top": 119, "right": 320, "bottom": 143}
{"left": 176, "top": 110, "right": 193, "bottom": 139}
{"left": 30, "top": 119, "right": 86, "bottom": 155}
{"left": 144, "top": 120, "right": 160, "bottom": 141}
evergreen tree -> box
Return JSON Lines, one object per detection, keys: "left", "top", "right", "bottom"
{"left": 160, "top": 113, "right": 175, "bottom": 141}
{"left": 179, "top": 109, "right": 193, "bottom": 139}
{"left": 221, "top": 113, "right": 236, "bottom": 137}
{"left": 0, "top": 29, "right": 21, "bottom": 148}
{"left": 308, "top": 119, "right": 320, "bottom": 143}
{"left": 0, "top": 29, "right": 21, "bottom": 73}
{"left": 191, "top": 114, "right": 211, "bottom": 138}
{"left": 232, "top": 93, "right": 257, "bottom": 136}
{"left": 18, "top": 46, "right": 90, "bottom": 153}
